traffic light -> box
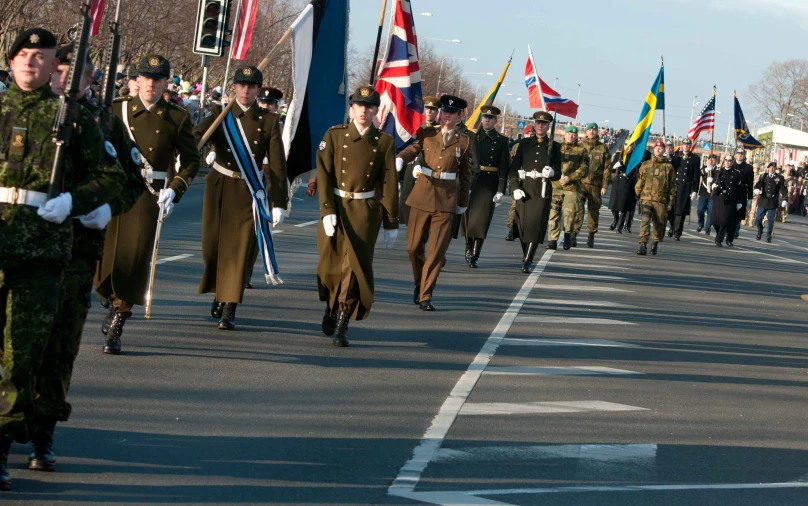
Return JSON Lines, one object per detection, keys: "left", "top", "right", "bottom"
{"left": 193, "top": 0, "right": 232, "bottom": 56}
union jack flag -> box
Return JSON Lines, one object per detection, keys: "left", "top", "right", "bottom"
{"left": 525, "top": 45, "right": 578, "bottom": 119}
{"left": 688, "top": 91, "right": 716, "bottom": 141}
{"left": 374, "top": 0, "right": 424, "bottom": 151}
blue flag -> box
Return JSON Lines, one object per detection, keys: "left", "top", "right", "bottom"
{"left": 623, "top": 66, "right": 665, "bottom": 174}
{"left": 734, "top": 93, "right": 763, "bottom": 150}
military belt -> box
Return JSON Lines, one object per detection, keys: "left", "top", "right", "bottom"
{"left": 523, "top": 170, "right": 544, "bottom": 179}
{"left": 421, "top": 167, "right": 457, "bottom": 180}
{"left": 333, "top": 188, "right": 375, "bottom": 200}
{"left": 479, "top": 165, "right": 498, "bottom": 172}
{"left": 141, "top": 167, "right": 168, "bottom": 182}
{"left": 0, "top": 187, "right": 48, "bottom": 207}
{"left": 212, "top": 162, "right": 243, "bottom": 180}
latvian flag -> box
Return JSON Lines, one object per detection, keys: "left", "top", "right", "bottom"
{"left": 688, "top": 91, "right": 716, "bottom": 141}
{"left": 231, "top": 0, "right": 260, "bottom": 60}
{"left": 374, "top": 0, "right": 425, "bottom": 152}
{"left": 525, "top": 45, "right": 578, "bottom": 119}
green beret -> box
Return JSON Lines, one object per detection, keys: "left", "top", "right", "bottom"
{"left": 585, "top": 122, "right": 598, "bottom": 130}
{"left": 137, "top": 54, "right": 170, "bottom": 80}
{"left": 533, "top": 111, "right": 553, "bottom": 123}
{"left": 423, "top": 96, "right": 440, "bottom": 109}
{"left": 351, "top": 85, "right": 381, "bottom": 107}
{"left": 55, "top": 44, "right": 92, "bottom": 67}
{"left": 565, "top": 125, "right": 578, "bottom": 133}
{"left": 234, "top": 65, "right": 262, "bottom": 85}
{"left": 480, "top": 105, "right": 501, "bottom": 117}
{"left": 8, "top": 28, "right": 56, "bottom": 61}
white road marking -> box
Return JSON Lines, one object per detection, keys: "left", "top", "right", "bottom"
{"left": 465, "top": 482, "right": 808, "bottom": 497}
{"left": 502, "top": 338, "right": 639, "bottom": 347}
{"left": 533, "top": 284, "right": 633, "bottom": 292}
{"left": 294, "top": 220, "right": 319, "bottom": 227}
{"left": 549, "top": 262, "right": 631, "bottom": 270}
{"left": 435, "top": 444, "right": 656, "bottom": 462}
{"left": 544, "top": 272, "right": 626, "bottom": 281}
{"left": 515, "top": 316, "right": 635, "bottom": 324}
{"left": 558, "top": 254, "right": 631, "bottom": 262}
{"left": 484, "top": 366, "right": 643, "bottom": 376}
{"left": 459, "top": 400, "right": 649, "bottom": 416}
{"left": 388, "top": 251, "right": 555, "bottom": 495}
{"left": 155, "top": 254, "right": 193, "bottom": 265}
{"left": 526, "top": 298, "right": 635, "bottom": 308}
{"left": 735, "top": 245, "right": 808, "bottom": 266}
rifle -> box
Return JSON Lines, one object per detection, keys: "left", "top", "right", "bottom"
{"left": 144, "top": 201, "right": 167, "bottom": 319}
{"left": 98, "top": 0, "right": 123, "bottom": 137}
{"left": 49, "top": 0, "right": 93, "bottom": 199}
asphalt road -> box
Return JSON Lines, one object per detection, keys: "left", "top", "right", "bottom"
{"left": 4, "top": 181, "right": 808, "bottom": 505}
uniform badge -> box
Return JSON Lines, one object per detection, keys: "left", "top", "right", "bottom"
{"left": 319, "top": 141, "right": 327, "bottom": 151}
{"left": 456, "top": 147, "right": 461, "bottom": 159}
{"left": 104, "top": 140, "right": 117, "bottom": 158}
{"left": 149, "top": 56, "right": 160, "bottom": 67}
{"left": 30, "top": 33, "right": 40, "bottom": 44}
{"left": 243, "top": 67, "right": 253, "bottom": 76}
{"left": 131, "top": 147, "right": 142, "bottom": 165}
{"left": 360, "top": 87, "right": 370, "bottom": 97}
{"left": 12, "top": 134, "right": 23, "bottom": 148}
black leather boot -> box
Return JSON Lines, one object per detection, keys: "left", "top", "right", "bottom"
{"left": 505, "top": 226, "right": 515, "bottom": 241}
{"left": 413, "top": 287, "right": 420, "bottom": 305}
{"left": 0, "top": 433, "right": 11, "bottom": 491}
{"left": 586, "top": 232, "right": 595, "bottom": 248}
{"left": 218, "top": 303, "right": 237, "bottom": 330}
{"left": 616, "top": 212, "right": 625, "bottom": 233}
{"left": 464, "top": 239, "right": 473, "bottom": 264}
{"left": 29, "top": 419, "right": 56, "bottom": 472}
{"left": 100, "top": 297, "right": 111, "bottom": 309}
{"left": 469, "top": 239, "right": 483, "bottom": 268}
{"left": 563, "top": 232, "right": 572, "bottom": 250}
{"left": 571, "top": 232, "right": 578, "bottom": 247}
{"left": 625, "top": 211, "right": 634, "bottom": 233}
{"left": 522, "top": 243, "right": 538, "bottom": 274}
{"left": 637, "top": 243, "right": 647, "bottom": 255}
{"left": 333, "top": 310, "right": 349, "bottom": 347}
{"left": 101, "top": 303, "right": 115, "bottom": 335}
{"left": 609, "top": 212, "right": 618, "bottom": 230}
{"left": 103, "top": 313, "right": 127, "bottom": 355}
{"left": 651, "top": 242, "right": 658, "bottom": 255}
{"left": 715, "top": 229, "right": 724, "bottom": 247}
{"left": 545, "top": 240, "right": 557, "bottom": 250}
{"left": 211, "top": 298, "right": 224, "bottom": 319}
{"left": 321, "top": 303, "right": 337, "bottom": 336}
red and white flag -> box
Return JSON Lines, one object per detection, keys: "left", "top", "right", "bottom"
{"left": 90, "top": 0, "right": 107, "bottom": 36}
{"left": 525, "top": 45, "right": 578, "bottom": 119}
{"left": 232, "top": 0, "right": 260, "bottom": 61}
{"left": 687, "top": 92, "right": 716, "bottom": 141}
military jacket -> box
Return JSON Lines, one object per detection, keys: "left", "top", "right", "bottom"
{"left": 554, "top": 141, "right": 589, "bottom": 192}
{"left": 455, "top": 122, "right": 478, "bottom": 174}
{"left": 635, "top": 155, "right": 676, "bottom": 206}
{"left": 580, "top": 137, "right": 610, "bottom": 189}
{"left": 508, "top": 135, "right": 562, "bottom": 192}
{"left": 474, "top": 128, "right": 510, "bottom": 192}
{"left": 0, "top": 84, "right": 124, "bottom": 263}
{"left": 754, "top": 172, "right": 787, "bottom": 210}
{"left": 113, "top": 94, "right": 200, "bottom": 201}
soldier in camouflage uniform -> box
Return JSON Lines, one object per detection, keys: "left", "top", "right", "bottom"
{"left": 574, "top": 123, "right": 611, "bottom": 248}
{"left": 547, "top": 125, "right": 589, "bottom": 251}
{"left": 635, "top": 139, "right": 676, "bottom": 256}
{"left": 0, "top": 29, "right": 126, "bottom": 490}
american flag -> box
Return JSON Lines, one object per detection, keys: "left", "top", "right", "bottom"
{"left": 688, "top": 93, "right": 716, "bottom": 141}
{"left": 374, "top": 0, "right": 424, "bottom": 151}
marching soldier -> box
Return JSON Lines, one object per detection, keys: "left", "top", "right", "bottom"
{"left": 575, "top": 123, "right": 611, "bottom": 248}
{"left": 635, "top": 139, "right": 676, "bottom": 255}
{"left": 732, "top": 146, "right": 754, "bottom": 238}
{"left": 547, "top": 125, "right": 589, "bottom": 250}
{"left": 696, "top": 154, "right": 718, "bottom": 234}
{"left": 608, "top": 140, "right": 641, "bottom": 233}
{"left": 397, "top": 95, "right": 472, "bottom": 311}
{"left": 316, "top": 86, "right": 399, "bottom": 346}
{"left": 194, "top": 66, "right": 288, "bottom": 330}
{"left": 667, "top": 138, "right": 700, "bottom": 240}
{"left": 779, "top": 166, "right": 795, "bottom": 223}
{"left": 506, "top": 124, "right": 535, "bottom": 241}
{"left": 463, "top": 105, "right": 509, "bottom": 267}
{"left": 711, "top": 154, "right": 744, "bottom": 247}
{"left": 754, "top": 161, "right": 788, "bottom": 243}
{"left": 95, "top": 54, "right": 201, "bottom": 354}
{"left": 400, "top": 95, "right": 439, "bottom": 225}
{"left": 257, "top": 86, "right": 283, "bottom": 112}
{"left": 745, "top": 163, "right": 763, "bottom": 227}
{"left": 0, "top": 29, "right": 125, "bottom": 490}
{"left": 508, "top": 111, "right": 562, "bottom": 272}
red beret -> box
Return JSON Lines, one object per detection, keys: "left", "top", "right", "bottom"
{"left": 654, "top": 140, "right": 665, "bottom": 148}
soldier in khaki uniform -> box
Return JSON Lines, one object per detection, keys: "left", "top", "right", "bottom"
{"left": 397, "top": 95, "right": 472, "bottom": 311}
{"left": 547, "top": 125, "right": 589, "bottom": 250}
{"left": 400, "top": 96, "right": 439, "bottom": 225}
{"left": 95, "top": 54, "right": 201, "bottom": 354}
{"left": 575, "top": 123, "right": 611, "bottom": 248}
{"left": 194, "top": 66, "right": 288, "bottom": 330}
{"left": 316, "top": 86, "right": 399, "bottom": 346}
{"left": 635, "top": 139, "right": 676, "bottom": 255}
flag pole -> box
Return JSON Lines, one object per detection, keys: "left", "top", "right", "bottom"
{"left": 368, "top": 0, "right": 389, "bottom": 85}
{"left": 221, "top": 0, "right": 244, "bottom": 94}
{"left": 709, "top": 86, "right": 716, "bottom": 157}
{"left": 661, "top": 56, "right": 666, "bottom": 141}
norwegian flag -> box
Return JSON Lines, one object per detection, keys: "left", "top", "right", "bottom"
{"left": 688, "top": 92, "right": 716, "bottom": 141}
{"left": 374, "top": 0, "right": 424, "bottom": 151}
{"left": 232, "top": 0, "right": 260, "bottom": 60}
{"left": 90, "top": 0, "right": 107, "bottom": 36}
{"left": 524, "top": 45, "right": 578, "bottom": 119}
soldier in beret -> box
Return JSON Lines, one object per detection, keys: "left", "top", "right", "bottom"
{"left": 400, "top": 95, "right": 440, "bottom": 224}
{"left": 316, "top": 86, "right": 399, "bottom": 346}
{"left": 547, "top": 124, "right": 589, "bottom": 250}
{"left": 0, "top": 28, "right": 126, "bottom": 489}
{"left": 463, "top": 105, "right": 509, "bottom": 267}
{"left": 636, "top": 139, "right": 676, "bottom": 255}
{"left": 95, "top": 54, "right": 200, "bottom": 354}
{"left": 397, "top": 95, "right": 472, "bottom": 310}
{"left": 194, "top": 65, "right": 288, "bottom": 330}
{"left": 574, "top": 123, "right": 611, "bottom": 248}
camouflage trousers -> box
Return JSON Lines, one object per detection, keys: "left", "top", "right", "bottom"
{"left": 506, "top": 197, "right": 517, "bottom": 228}
{"left": 548, "top": 190, "right": 581, "bottom": 241}
{"left": 34, "top": 257, "right": 96, "bottom": 425}
{"left": 0, "top": 261, "right": 62, "bottom": 442}
{"left": 638, "top": 201, "right": 667, "bottom": 244}
{"left": 573, "top": 183, "right": 602, "bottom": 234}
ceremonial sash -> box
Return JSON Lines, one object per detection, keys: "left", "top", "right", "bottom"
{"left": 222, "top": 111, "right": 282, "bottom": 285}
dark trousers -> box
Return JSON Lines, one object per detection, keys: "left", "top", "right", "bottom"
{"left": 697, "top": 197, "right": 712, "bottom": 229}
{"left": 756, "top": 208, "right": 777, "bottom": 240}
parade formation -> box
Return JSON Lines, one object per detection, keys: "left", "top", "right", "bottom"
{"left": 0, "top": 0, "right": 807, "bottom": 499}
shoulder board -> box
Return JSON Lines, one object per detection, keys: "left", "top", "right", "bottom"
{"left": 423, "top": 125, "right": 438, "bottom": 132}
{"left": 113, "top": 96, "right": 133, "bottom": 103}
{"left": 166, "top": 101, "right": 188, "bottom": 113}
{"left": 328, "top": 124, "right": 349, "bottom": 131}
{"left": 378, "top": 130, "right": 394, "bottom": 140}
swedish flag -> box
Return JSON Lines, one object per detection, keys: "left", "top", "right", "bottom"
{"left": 623, "top": 66, "right": 665, "bottom": 174}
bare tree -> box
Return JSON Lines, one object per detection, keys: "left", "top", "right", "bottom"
{"left": 747, "top": 59, "right": 808, "bottom": 126}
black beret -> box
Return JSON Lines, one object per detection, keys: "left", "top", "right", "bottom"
{"left": 55, "top": 44, "right": 92, "bottom": 66}
{"left": 479, "top": 105, "right": 501, "bottom": 117}
{"left": 8, "top": 28, "right": 57, "bottom": 61}
{"left": 137, "top": 54, "right": 170, "bottom": 79}
{"left": 423, "top": 95, "right": 440, "bottom": 109}
{"left": 257, "top": 86, "right": 283, "bottom": 103}
{"left": 233, "top": 65, "right": 262, "bottom": 85}
{"left": 532, "top": 110, "right": 553, "bottom": 123}
{"left": 440, "top": 94, "right": 466, "bottom": 113}
{"left": 350, "top": 85, "right": 381, "bottom": 106}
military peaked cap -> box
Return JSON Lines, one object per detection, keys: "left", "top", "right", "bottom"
{"left": 137, "top": 54, "right": 170, "bottom": 79}
{"left": 257, "top": 86, "right": 283, "bottom": 103}
{"left": 55, "top": 43, "right": 92, "bottom": 66}
{"left": 351, "top": 85, "right": 381, "bottom": 106}
{"left": 479, "top": 105, "right": 501, "bottom": 117}
{"left": 423, "top": 96, "right": 441, "bottom": 109}
{"left": 440, "top": 94, "right": 466, "bottom": 113}
{"left": 532, "top": 111, "right": 553, "bottom": 123}
{"left": 234, "top": 65, "right": 263, "bottom": 85}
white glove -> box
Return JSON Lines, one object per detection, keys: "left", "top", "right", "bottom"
{"left": 711, "top": 183, "right": 718, "bottom": 190}
{"left": 157, "top": 188, "right": 176, "bottom": 219}
{"left": 753, "top": 188, "right": 761, "bottom": 196}
{"left": 456, "top": 206, "right": 467, "bottom": 214}
{"left": 613, "top": 162, "right": 623, "bottom": 169}
{"left": 736, "top": 203, "right": 742, "bottom": 210}
{"left": 542, "top": 166, "right": 554, "bottom": 178}
{"left": 412, "top": 165, "right": 422, "bottom": 178}
{"left": 781, "top": 200, "right": 788, "bottom": 208}
{"left": 517, "top": 169, "right": 526, "bottom": 179}
{"left": 493, "top": 192, "right": 503, "bottom": 203}
{"left": 272, "top": 207, "right": 286, "bottom": 226}
{"left": 690, "top": 192, "right": 697, "bottom": 200}
{"left": 707, "top": 177, "right": 714, "bottom": 184}
{"left": 383, "top": 228, "right": 398, "bottom": 248}
{"left": 322, "top": 214, "right": 337, "bottom": 237}
{"left": 512, "top": 189, "right": 526, "bottom": 200}
{"left": 205, "top": 151, "right": 216, "bottom": 165}
{"left": 37, "top": 192, "right": 72, "bottom": 224}
{"left": 78, "top": 203, "right": 112, "bottom": 230}
{"left": 396, "top": 158, "right": 404, "bottom": 172}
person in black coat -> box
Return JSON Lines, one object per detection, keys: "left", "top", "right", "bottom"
{"left": 608, "top": 142, "right": 644, "bottom": 233}
{"left": 667, "top": 139, "right": 700, "bottom": 240}
{"left": 732, "top": 146, "right": 754, "bottom": 239}
{"left": 696, "top": 154, "right": 718, "bottom": 235}
{"left": 711, "top": 154, "right": 744, "bottom": 246}
{"left": 754, "top": 161, "right": 788, "bottom": 242}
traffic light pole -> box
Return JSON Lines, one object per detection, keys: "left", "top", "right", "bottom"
{"left": 220, "top": 0, "right": 242, "bottom": 93}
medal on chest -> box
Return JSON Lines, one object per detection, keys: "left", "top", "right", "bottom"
{"left": 456, "top": 147, "right": 461, "bottom": 160}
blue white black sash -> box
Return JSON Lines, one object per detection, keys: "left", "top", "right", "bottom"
{"left": 222, "top": 111, "right": 282, "bottom": 285}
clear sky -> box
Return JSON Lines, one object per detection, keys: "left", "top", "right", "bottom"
{"left": 349, "top": 0, "right": 808, "bottom": 137}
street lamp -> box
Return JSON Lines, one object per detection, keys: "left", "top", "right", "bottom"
{"left": 422, "top": 37, "right": 461, "bottom": 43}
{"left": 689, "top": 95, "right": 699, "bottom": 126}
{"left": 435, "top": 56, "right": 478, "bottom": 95}
{"left": 787, "top": 113, "right": 804, "bottom": 131}
{"left": 458, "top": 71, "right": 494, "bottom": 95}
{"left": 414, "top": 12, "right": 432, "bottom": 16}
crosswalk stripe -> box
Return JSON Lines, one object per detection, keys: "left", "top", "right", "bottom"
{"left": 155, "top": 254, "right": 193, "bottom": 265}
{"left": 459, "top": 400, "right": 649, "bottom": 416}
{"left": 294, "top": 220, "right": 319, "bottom": 227}
{"left": 436, "top": 444, "right": 656, "bottom": 462}
{"left": 549, "top": 262, "right": 631, "bottom": 270}
{"left": 502, "top": 338, "right": 639, "bottom": 347}
{"left": 533, "top": 284, "right": 633, "bottom": 292}
{"left": 484, "top": 366, "right": 642, "bottom": 376}
{"left": 558, "top": 254, "right": 631, "bottom": 261}
{"left": 514, "top": 316, "right": 635, "bottom": 324}
{"left": 544, "top": 272, "right": 626, "bottom": 281}
{"left": 525, "top": 298, "right": 635, "bottom": 307}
